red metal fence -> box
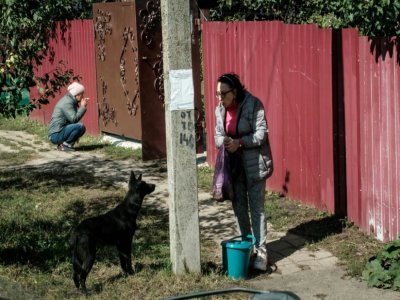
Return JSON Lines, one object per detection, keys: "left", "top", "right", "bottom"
{"left": 30, "top": 20, "right": 99, "bottom": 135}
{"left": 342, "top": 30, "right": 400, "bottom": 241}
{"left": 202, "top": 21, "right": 335, "bottom": 213}
{"left": 28, "top": 19, "right": 400, "bottom": 242}
{"left": 202, "top": 21, "right": 400, "bottom": 242}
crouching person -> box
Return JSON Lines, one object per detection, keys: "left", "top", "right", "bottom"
{"left": 48, "top": 82, "right": 89, "bottom": 151}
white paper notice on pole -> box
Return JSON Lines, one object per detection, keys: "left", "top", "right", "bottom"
{"left": 169, "top": 69, "right": 194, "bottom": 111}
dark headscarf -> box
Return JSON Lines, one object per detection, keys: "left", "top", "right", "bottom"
{"left": 217, "top": 73, "right": 246, "bottom": 103}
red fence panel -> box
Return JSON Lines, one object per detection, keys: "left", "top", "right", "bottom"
{"left": 203, "top": 22, "right": 400, "bottom": 241}
{"left": 341, "top": 29, "right": 363, "bottom": 227}
{"left": 343, "top": 30, "right": 400, "bottom": 242}
{"left": 202, "top": 21, "right": 335, "bottom": 213}
{"left": 281, "top": 24, "right": 334, "bottom": 211}
{"left": 30, "top": 19, "right": 400, "bottom": 242}
{"left": 30, "top": 20, "right": 99, "bottom": 136}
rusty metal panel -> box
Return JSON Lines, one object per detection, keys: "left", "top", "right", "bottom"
{"left": 203, "top": 21, "right": 335, "bottom": 212}
{"left": 190, "top": 0, "right": 205, "bottom": 153}
{"left": 93, "top": 1, "right": 203, "bottom": 160}
{"left": 93, "top": 2, "right": 142, "bottom": 140}
{"left": 134, "top": 0, "right": 166, "bottom": 160}
{"left": 30, "top": 20, "right": 99, "bottom": 136}
{"left": 137, "top": 0, "right": 204, "bottom": 158}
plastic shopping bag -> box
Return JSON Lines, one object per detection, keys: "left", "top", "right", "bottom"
{"left": 211, "top": 145, "right": 234, "bottom": 202}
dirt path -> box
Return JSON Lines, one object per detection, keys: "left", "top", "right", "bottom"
{"left": 0, "top": 130, "right": 237, "bottom": 243}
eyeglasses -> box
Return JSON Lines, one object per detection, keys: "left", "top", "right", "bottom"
{"left": 215, "top": 89, "right": 233, "bottom": 99}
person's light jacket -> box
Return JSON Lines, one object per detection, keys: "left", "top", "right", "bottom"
{"left": 48, "top": 93, "right": 87, "bottom": 137}
{"left": 214, "top": 91, "right": 273, "bottom": 185}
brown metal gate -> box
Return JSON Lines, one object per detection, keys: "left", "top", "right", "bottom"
{"left": 93, "top": 1, "right": 203, "bottom": 160}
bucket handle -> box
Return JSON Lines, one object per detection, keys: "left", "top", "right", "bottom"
{"left": 226, "top": 235, "right": 256, "bottom": 246}
{"left": 245, "top": 234, "right": 256, "bottom": 247}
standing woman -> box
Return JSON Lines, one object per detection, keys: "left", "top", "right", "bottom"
{"left": 214, "top": 73, "right": 273, "bottom": 271}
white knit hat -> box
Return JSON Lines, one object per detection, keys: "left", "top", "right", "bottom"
{"left": 67, "top": 82, "right": 85, "bottom": 96}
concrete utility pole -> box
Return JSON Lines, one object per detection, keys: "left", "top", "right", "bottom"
{"left": 160, "top": 0, "right": 201, "bottom": 274}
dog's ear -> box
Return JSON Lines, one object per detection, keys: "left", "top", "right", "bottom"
{"left": 129, "top": 171, "right": 137, "bottom": 185}
{"left": 137, "top": 173, "right": 142, "bottom": 181}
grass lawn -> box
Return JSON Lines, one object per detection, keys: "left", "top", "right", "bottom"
{"left": 0, "top": 116, "right": 387, "bottom": 298}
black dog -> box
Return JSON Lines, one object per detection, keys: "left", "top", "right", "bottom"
{"left": 69, "top": 170, "right": 155, "bottom": 292}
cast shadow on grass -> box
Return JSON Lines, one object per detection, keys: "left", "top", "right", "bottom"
{"left": 0, "top": 163, "right": 108, "bottom": 191}
{"left": 201, "top": 261, "right": 222, "bottom": 275}
{"left": 197, "top": 197, "right": 237, "bottom": 241}
{"left": 0, "top": 170, "right": 170, "bottom": 273}
{"left": 0, "top": 218, "right": 72, "bottom": 269}
{"left": 0, "top": 206, "right": 169, "bottom": 272}
{"left": 74, "top": 144, "right": 107, "bottom": 151}
{"left": 0, "top": 195, "right": 121, "bottom": 270}
{"left": 0, "top": 155, "right": 167, "bottom": 191}
{"left": 249, "top": 215, "right": 345, "bottom": 278}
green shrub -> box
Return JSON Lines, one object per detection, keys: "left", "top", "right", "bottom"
{"left": 362, "top": 236, "right": 400, "bottom": 290}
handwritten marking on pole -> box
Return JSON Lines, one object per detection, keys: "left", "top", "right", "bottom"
{"left": 179, "top": 110, "right": 195, "bottom": 149}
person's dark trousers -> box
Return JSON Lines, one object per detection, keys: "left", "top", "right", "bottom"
{"left": 49, "top": 123, "right": 86, "bottom": 146}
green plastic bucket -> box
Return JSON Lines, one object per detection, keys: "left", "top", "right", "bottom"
{"left": 221, "top": 235, "right": 255, "bottom": 280}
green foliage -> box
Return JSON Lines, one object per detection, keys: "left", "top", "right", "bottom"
{"left": 362, "top": 237, "right": 400, "bottom": 290}
{"left": 0, "top": 0, "right": 89, "bottom": 118}
{"left": 0, "top": 114, "right": 49, "bottom": 138}
{"left": 210, "top": 0, "right": 400, "bottom": 37}
{"left": 0, "top": 1, "right": 115, "bottom": 118}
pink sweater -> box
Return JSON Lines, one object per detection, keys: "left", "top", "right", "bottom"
{"left": 225, "top": 104, "right": 238, "bottom": 137}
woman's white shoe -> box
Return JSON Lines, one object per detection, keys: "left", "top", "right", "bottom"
{"left": 253, "top": 248, "right": 267, "bottom": 271}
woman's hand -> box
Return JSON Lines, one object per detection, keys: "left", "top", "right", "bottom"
{"left": 81, "top": 97, "right": 89, "bottom": 108}
{"left": 225, "top": 138, "right": 241, "bottom": 153}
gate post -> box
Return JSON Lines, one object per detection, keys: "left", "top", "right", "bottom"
{"left": 160, "top": 0, "right": 201, "bottom": 274}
